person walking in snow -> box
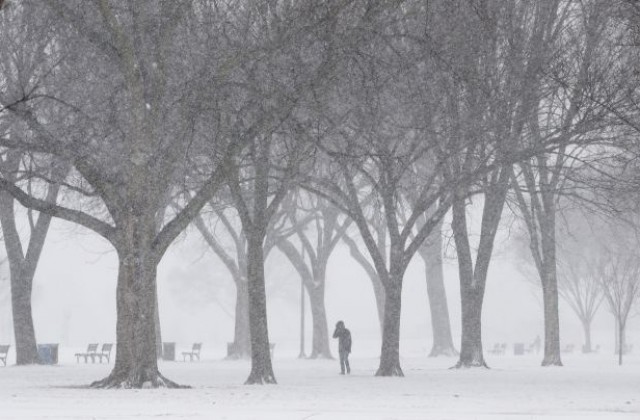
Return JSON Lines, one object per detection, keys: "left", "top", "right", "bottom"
{"left": 333, "top": 320, "right": 352, "bottom": 374}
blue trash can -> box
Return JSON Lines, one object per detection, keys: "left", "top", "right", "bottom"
{"left": 37, "top": 344, "right": 59, "bottom": 364}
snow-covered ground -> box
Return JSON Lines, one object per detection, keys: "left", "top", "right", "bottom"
{"left": 0, "top": 349, "right": 638, "bottom": 420}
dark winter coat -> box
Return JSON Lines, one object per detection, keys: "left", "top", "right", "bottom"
{"left": 333, "top": 324, "right": 352, "bottom": 353}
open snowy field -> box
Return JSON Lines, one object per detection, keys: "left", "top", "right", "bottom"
{"left": 0, "top": 349, "right": 638, "bottom": 420}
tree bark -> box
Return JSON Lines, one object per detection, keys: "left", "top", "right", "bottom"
{"left": 229, "top": 278, "right": 251, "bottom": 359}
{"left": 155, "top": 287, "right": 162, "bottom": 359}
{"left": 420, "top": 224, "right": 457, "bottom": 357}
{"left": 539, "top": 200, "right": 562, "bottom": 367}
{"left": 307, "top": 282, "right": 332, "bottom": 359}
{"left": 9, "top": 265, "right": 40, "bottom": 365}
{"left": 456, "top": 286, "right": 487, "bottom": 367}
{"left": 245, "top": 233, "right": 276, "bottom": 384}
{"left": 376, "top": 276, "right": 404, "bottom": 377}
{"left": 92, "top": 215, "right": 183, "bottom": 389}
{"left": 540, "top": 277, "right": 562, "bottom": 366}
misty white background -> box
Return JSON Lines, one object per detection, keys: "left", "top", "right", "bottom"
{"left": 0, "top": 203, "right": 636, "bottom": 360}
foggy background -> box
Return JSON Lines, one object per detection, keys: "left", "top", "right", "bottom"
{"left": 2, "top": 203, "right": 633, "bottom": 359}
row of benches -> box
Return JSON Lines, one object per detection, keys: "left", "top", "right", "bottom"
{"left": 75, "top": 343, "right": 113, "bottom": 363}
{"left": 1, "top": 342, "right": 277, "bottom": 365}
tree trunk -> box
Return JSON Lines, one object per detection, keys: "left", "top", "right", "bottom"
{"left": 581, "top": 317, "right": 592, "bottom": 353}
{"left": 614, "top": 317, "right": 618, "bottom": 354}
{"left": 376, "top": 279, "right": 404, "bottom": 376}
{"left": 539, "top": 207, "right": 562, "bottom": 367}
{"left": 455, "top": 286, "right": 487, "bottom": 368}
{"left": 9, "top": 267, "right": 40, "bottom": 365}
{"left": 92, "top": 216, "right": 183, "bottom": 388}
{"left": 541, "top": 279, "right": 562, "bottom": 366}
{"left": 229, "top": 279, "right": 251, "bottom": 359}
{"left": 420, "top": 225, "right": 457, "bottom": 357}
{"left": 449, "top": 181, "right": 508, "bottom": 369}
{"left": 307, "top": 282, "right": 332, "bottom": 359}
{"left": 618, "top": 320, "right": 625, "bottom": 366}
{"left": 245, "top": 234, "right": 276, "bottom": 384}
{"left": 0, "top": 190, "right": 54, "bottom": 365}
{"left": 155, "top": 287, "right": 162, "bottom": 359}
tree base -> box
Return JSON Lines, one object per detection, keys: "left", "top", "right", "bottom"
{"left": 90, "top": 370, "right": 189, "bottom": 389}
{"left": 308, "top": 351, "right": 334, "bottom": 360}
{"left": 428, "top": 345, "right": 459, "bottom": 358}
{"left": 375, "top": 364, "right": 404, "bottom": 377}
{"left": 245, "top": 371, "right": 277, "bottom": 385}
{"left": 541, "top": 356, "right": 563, "bottom": 367}
{"left": 450, "top": 359, "right": 489, "bottom": 369}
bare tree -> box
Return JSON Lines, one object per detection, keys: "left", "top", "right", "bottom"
{"left": 510, "top": 0, "right": 619, "bottom": 366}
{"left": 0, "top": 154, "right": 67, "bottom": 365}
{"left": 417, "top": 219, "right": 457, "bottom": 357}
{"left": 0, "top": 1, "right": 304, "bottom": 388}
{"left": 556, "top": 213, "right": 605, "bottom": 353}
{"left": 0, "top": 5, "right": 68, "bottom": 365}
{"left": 276, "top": 192, "right": 351, "bottom": 359}
{"left": 597, "top": 227, "right": 640, "bottom": 365}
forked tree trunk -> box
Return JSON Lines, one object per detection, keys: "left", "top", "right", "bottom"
{"left": 277, "top": 239, "right": 332, "bottom": 359}
{"left": 450, "top": 178, "right": 508, "bottom": 369}
{"left": 420, "top": 225, "right": 457, "bottom": 357}
{"left": 245, "top": 234, "right": 276, "bottom": 384}
{"left": 229, "top": 279, "right": 251, "bottom": 359}
{"left": 376, "top": 278, "right": 404, "bottom": 376}
{"left": 307, "top": 282, "right": 332, "bottom": 359}
{"left": 0, "top": 190, "right": 56, "bottom": 365}
{"left": 92, "top": 216, "right": 183, "bottom": 389}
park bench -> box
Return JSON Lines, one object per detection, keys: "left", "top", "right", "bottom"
{"left": 182, "top": 343, "right": 202, "bottom": 362}
{"left": 97, "top": 343, "right": 113, "bottom": 363}
{"left": 489, "top": 343, "right": 506, "bottom": 355}
{"left": 0, "top": 345, "right": 9, "bottom": 366}
{"left": 75, "top": 343, "right": 99, "bottom": 363}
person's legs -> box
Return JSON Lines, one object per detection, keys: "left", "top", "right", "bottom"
{"left": 345, "top": 353, "right": 350, "bottom": 374}
{"left": 339, "top": 351, "right": 346, "bottom": 374}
